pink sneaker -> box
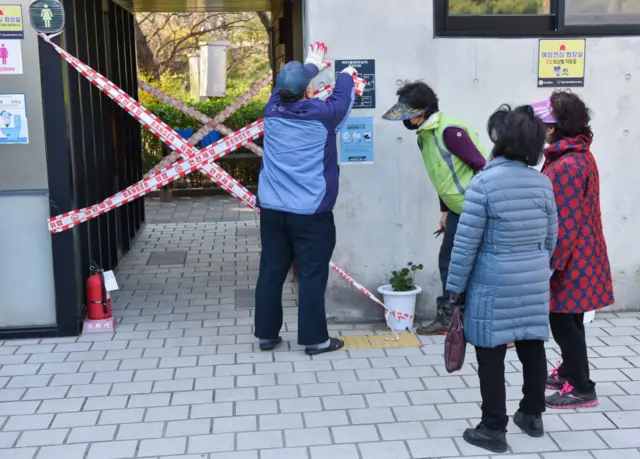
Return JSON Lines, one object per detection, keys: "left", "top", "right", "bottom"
{"left": 545, "top": 381, "right": 599, "bottom": 409}
{"left": 546, "top": 361, "right": 566, "bottom": 391}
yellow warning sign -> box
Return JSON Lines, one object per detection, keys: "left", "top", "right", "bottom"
{"left": 0, "top": 5, "right": 24, "bottom": 39}
{"left": 538, "top": 39, "right": 586, "bottom": 88}
{"left": 341, "top": 333, "right": 422, "bottom": 350}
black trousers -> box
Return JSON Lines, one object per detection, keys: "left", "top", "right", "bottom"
{"left": 476, "top": 340, "right": 547, "bottom": 431}
{"left": 254, "top": 209, "right": 336, "bottom": 346}
{"left": 550, "top": 312, "right": 595, "bottom": 393}
{"left": 438, "top": 211, "right": 460, "bottom": 303}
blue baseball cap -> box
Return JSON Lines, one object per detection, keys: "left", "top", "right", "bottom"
{"left": 276, "top": 61, "right": 319, "bottom": 96}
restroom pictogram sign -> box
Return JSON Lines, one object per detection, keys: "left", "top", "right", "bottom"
{"left": 0, "top": 40, "right": 23, "bottom": 74}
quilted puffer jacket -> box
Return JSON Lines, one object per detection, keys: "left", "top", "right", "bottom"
{"left": 446, "top": 156, "right": 558, "bottom": 348}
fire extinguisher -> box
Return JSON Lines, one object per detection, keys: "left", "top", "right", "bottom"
{"left": 87, "top": 263, "right": 112, "bottom": 321}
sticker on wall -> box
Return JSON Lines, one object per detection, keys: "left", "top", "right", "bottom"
{"left": 0, "top": 40, "right": 22, "bottom": 74}
{"left": 0, "top": 93, "right": 28, "bottom": 144}
{"left": 340, "top": 117, "right": 374, "bottom": 164}
{"left": 538, "top": 39, "right": 586, "bottom": 88}
{"left": 0, "top": 5, "right": 24, "bottom": 39}
{"left": 335, "top": 59, "right": 376, "bottom": 109}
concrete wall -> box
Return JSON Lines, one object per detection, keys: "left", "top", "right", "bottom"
{"left": 0, "top": 0, "right": 57, "bottom": 327}
{"left": 304, "top": 0, "right": 640, "bottom": 321}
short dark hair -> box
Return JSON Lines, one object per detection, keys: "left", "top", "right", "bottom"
{"left": 549, "top": 90, "right": 593, "bottom": 142}
{"left": 279, "top": 89, "right": 304, "bottom": 103}
{"left": 487, "top": 104, "right": 546, "bottom": 167}
{"left": 396, "top": 81, "right": 439, "bottom": 113}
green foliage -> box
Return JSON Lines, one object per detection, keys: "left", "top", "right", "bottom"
{"left": 141, "top": 92, "right": 266, "bottom": 188}
{"left": 390, "top": 262, "right": 424, "bottom": 292}
{"left": 449, "top": 0, "right": 547, "bottom": 14}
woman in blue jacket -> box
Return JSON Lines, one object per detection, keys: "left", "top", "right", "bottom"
{"left": 446, "top": 105, "right": 558, "bottom": 453}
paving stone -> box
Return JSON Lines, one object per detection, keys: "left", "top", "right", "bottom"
{"left": 285, "top": 427, "right": 331, "bottom": 447}
{"left": 237, "top": 430, "right": 283, "bottom": 449}
{"left": 212, "top": 415, "right": 256, "bottom": 433}
{"left": 138, "top": 437, "right": 187, "bottom": 457}
{"left": 561, "top": 412, "right": 617, "bottom": 430}
{"left": 0, "top": 431, "right": 19, "bottom": 448}
{"left": 260, "top": 413, "right": 303, "bottom": 430}
{"left": 332, "top": 425, "right": 379, "bottom": 443}
{"left": 509, "top": 433, "right": 560, "bottom": 453}
{"left": 67, "top": 425, "right": 116, "bottom": 443}
{"left": 35, "top": 444, "right": 88, "bottom": 459}
{"left": 309, "top": 444, "right": 358, "bottom": 459}
{"left": 379, "top": 421, "right": 427, "bottom": 440}
{"left": 0, "top": 401, "right": 40, "bottom": 416}
{"left": 116, "top": 421, "right": 164, "bottom": 440}
{"left": 187, "top": 433, "right": 235, "bottom": 454}
{"left": 190, "top": 402, "right": 234, "bottom": 419}
{"left": 260, "top": 448, "right": 309, "bottom": 459}
{"left": 304, "top": 410, "right": 349, "bottom": 428}
{"left": 358, "top": 441, "right": 411, "bottom": 459}
{"left": 323, "top": 395, "right": 366, "bottom": 410}
{"left": 550, "top": 430, "right": 608, "bottom": 450}
{"left": 99, "top": 408, "right": 145, "bottom": 425}
{"left": 86, "top": 440, "right": 138, "bottom": 459}
{"left": 407, "top": 438, "right": 460, "bottom": 457}
{"left": 17, "top": 428, "right": 68, "bottom": 447}
{"left": 598, "top": 428, "right": 640, "bottom": 448}
{"left": 166, "top": 419, "right": 211, "bottom": 437}
{"left": 4, "top": 414, "right": 54, "bottom": 431}
{"left": 349, "top": 407, "right": 395, "bottom": 425}
{"left": 0, "top": 446, "right": 37, "bottom": 459}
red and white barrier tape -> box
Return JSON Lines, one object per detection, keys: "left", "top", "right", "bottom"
{"left": 40, "top": 33, "right": 407, "bottom": 334}
{"left": 140, "top": 72, "right": 273, "bottom": 175}
{"left": 138, "top": 79, "right": 266, "bottom": 158}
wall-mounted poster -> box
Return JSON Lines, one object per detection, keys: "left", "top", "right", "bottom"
{"left": 0, "top": 93, "right": 28, "bottom": 144}
{"left": 335, "top": 59, "right": 376, "bottom": 109}
{"left": 339, "top": 117, "right": 373, "bottom": 164}
{"left": 538, "top": 39, "right": 586, "bottom": 87}
{"left": 0, "top": 5, "right": 24, "bottom": 39}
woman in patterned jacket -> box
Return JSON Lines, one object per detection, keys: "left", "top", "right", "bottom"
{"left": 532, "top": 91, "right": 615, "bottom": 409}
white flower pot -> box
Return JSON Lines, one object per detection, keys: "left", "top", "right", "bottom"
{"left": 377, "top": 284, "right": 422, "bottom": 331}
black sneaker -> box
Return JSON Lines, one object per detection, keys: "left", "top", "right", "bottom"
{"left": 462, "top": 423, "right": 508, "bottom": 454}
{"left": 513, "top": 410, "right": 544, "bottom": 438}
{"left": 546, "top": 361, "right": 566, "bottom": 390}
{"left": 545, "top": 382, "right": 598, "bottom": 409}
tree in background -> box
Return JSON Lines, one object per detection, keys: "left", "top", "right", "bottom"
{"left": 449, "top": 0, "right": 548, "bottom": 14}
{"left": 135, "top": 11, "right": 271, "bottom": 100}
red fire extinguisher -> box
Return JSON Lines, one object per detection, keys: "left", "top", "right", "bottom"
{"left": 87, "top": 264, "right": 112, "bottom": 321}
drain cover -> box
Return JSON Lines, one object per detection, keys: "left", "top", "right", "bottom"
{"left": 147, "top": 251, "right": 187, "bottom": 266}
{"left": 235, "top": 289, "right": 255, "bottom": 309}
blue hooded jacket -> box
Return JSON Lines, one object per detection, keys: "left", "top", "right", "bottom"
{"left": 257, "top": 73, "right": 355, "bottom": 215}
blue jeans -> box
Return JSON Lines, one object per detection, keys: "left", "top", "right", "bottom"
{"left": 438, "top": 211, "right": 460, "bottom": 303}
{"left": 254, "top": 209, "right": 336, "bottom": 346}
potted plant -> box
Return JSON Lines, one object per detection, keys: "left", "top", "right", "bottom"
{"left": 377, "top": 262, "right": 424, "bottom": 331}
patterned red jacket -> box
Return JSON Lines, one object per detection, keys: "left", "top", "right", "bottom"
{"left": 542, "top": 136, "right": 614, "bottom": 314}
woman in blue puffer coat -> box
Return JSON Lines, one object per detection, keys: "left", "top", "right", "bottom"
{"left": 446, "top": 104, "right": 558, "bottom": 454}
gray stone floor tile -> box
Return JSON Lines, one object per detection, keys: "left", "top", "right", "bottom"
{"left": 2, "top": 199, "right": 640, "bottom": 458}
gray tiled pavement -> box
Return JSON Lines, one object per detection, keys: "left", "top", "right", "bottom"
{"left": 1, "top": 195, "right": 640, "bottom": 458}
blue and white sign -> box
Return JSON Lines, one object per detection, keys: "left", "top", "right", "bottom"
{"left": 339, "top": 117, "right": 373, "bottom": 164}
{"left": 0, "top": 93, "right": 28, "bottom": 144}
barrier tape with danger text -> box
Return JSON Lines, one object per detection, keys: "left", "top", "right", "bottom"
{"left": 140, "top": 77, "right": 366, "bottom": 166}
{"left": 139, "top": 79, "right": 267, "bottom": 158}
{"left": 141, "top": 72, "right": 273, "bottom": 176}
{"left": 40, "top": 33, "right": 410, "bottom": 330}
